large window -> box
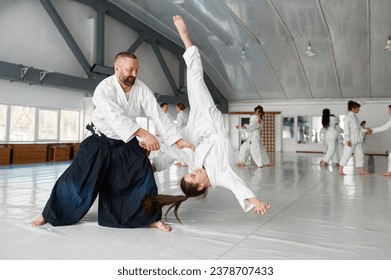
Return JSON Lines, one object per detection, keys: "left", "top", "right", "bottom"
{"left": 38, "top": 109, "right": 59, "bottom": 140}
{"left": 9, "top": 105, "right": 36, "bottom": 141}
{"left": 0, "top": 103, "right": 82, "bottom": 143}
{"left": 0, "top": 104, "right": 7, "bottom": 141}
{"left": 60, "top": 110, "right": 80, "bottom": 141}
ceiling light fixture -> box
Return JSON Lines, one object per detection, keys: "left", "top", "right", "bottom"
{"left": 385, "top": 35, "right": 391, "bottom": 51}
{"left": 171, "top": 0, "right": 184, "bottom": 4}
{"left": 305, "top": 42, "right": 315, "bottom": 56}
{"left": 240, "top": 46, "right": 247, "bottom": 60}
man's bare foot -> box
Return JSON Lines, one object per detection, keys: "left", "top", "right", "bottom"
{"left": 264, "top": 163, "right": 273, "bottom": 167}
{"left": 339, "top": 167, "right": 345, "bottom": 175}
{"left": 148, "top": 220, "right": 172, "bottom": 232}
{"left": 31, "top": 214, "right": 46, "bottom": 227}
{"left": 335, "top": 163, "right": 340, "bottom": 167}
{"left": 173, "top": 15, "right": 193, "bottom": 49}
{"left": 382, "top": 172, "right": 391, "bottom": 176}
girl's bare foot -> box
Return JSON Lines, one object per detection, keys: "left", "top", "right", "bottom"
{"left": 339, "top": 166, "right": 345, "bottom": 176}
{"left": 148, "top": 220, "right": 172, "bottom": 232}
{"left": 383, "top": 172, "right": 391, "bottom": 176}
{"left": 264, "top": 163, "right": 273, "bottom": 167}
{"left": 31, "top": 214, "right": 46, "bottom": 227}
{"left": 173, "top": 15, "right": 193, "bottom": 49}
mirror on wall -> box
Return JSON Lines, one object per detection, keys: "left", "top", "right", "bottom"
{"left": 297, "top": 116, "right": 310, "bottom": 144}
{"left": 282, "top": 117, "right": 294, "bottom": 139}
{"left": 311, "top": 116, "right": 323, "bottom": 144}
{"left": 239, "top": 117, "right": 250, "bottom": 145}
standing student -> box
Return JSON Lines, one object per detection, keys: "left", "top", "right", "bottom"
{"left": 319, "top": 109, "right": 339, "bottom": 166}
{"left": 160, "top": 102, "right": 175, "bottom": 123}
{"left": 339, "top": 100, "right": 369, "bottom": 176}
{"left": 367, "top": 105, "right": 391, "bottom": 176}
{"left": 175, "top": 103, "right": 189, "bottom": 132}
{"left": 32, "top": 51, "right": 192, "bottom": 232}
{"left": 143, "top": 15, "right": 270, "bottom": 224}
{"left": 236, "top": 106, "right": 272, "bottom": 168}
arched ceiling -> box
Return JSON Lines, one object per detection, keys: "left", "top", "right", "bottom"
{"left": 109, "top": 0, "right": 391, "bottom": 102}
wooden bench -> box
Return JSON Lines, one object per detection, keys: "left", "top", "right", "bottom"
{"left": 11, "top": 144, "right": 47, "bottom": 164}
{"left": 0, "top": 145, "right": 11, "bottom": 165}
{"left": 47, "top": 145, "right": 71, "bottom": 162}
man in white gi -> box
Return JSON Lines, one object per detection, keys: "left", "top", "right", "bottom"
{"left": 32, "top": 50, "right": 192, "bottom": 232}
{"left": 367, "top": 105, "right": 391, "bottom": 176}
{"left": 143, "top": 15, "right": 270, "bottom": 224}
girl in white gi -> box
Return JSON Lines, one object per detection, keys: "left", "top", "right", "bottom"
{"left": 319, "top": 108, "right": 340, "bottom": 166}
{"left": 175, "top": 103, "right": 189, "bottom": 132}
{"left": 367, "top": 105, "right": 391, "bottom": 176}
{"left": 236, "top": 106, "right": 272, "bottom": 168}
{"left": 339, "top": 101, "right": 370, "bottom": 176}
{"left": 143, "top": 15, "right": 271, "bottom": 224}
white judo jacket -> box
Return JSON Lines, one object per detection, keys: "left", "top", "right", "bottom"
{"left": 156, "top": 46, "right": 256, "bottom": 212}
{"left": 91, "top": 75, "right": 181, "bottom": 145}
{"left": 343, "top": 111, "right": 365, "bottom": 145}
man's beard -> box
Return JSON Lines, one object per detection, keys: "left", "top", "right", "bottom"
{"left": 122, "top": 75, "right": 136, "bottom": 86}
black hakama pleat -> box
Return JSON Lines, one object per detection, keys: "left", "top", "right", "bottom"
{"left": 42, "top": 134, "right": 161, "bottom": 228}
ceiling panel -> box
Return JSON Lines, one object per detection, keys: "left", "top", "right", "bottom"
{"left": 108, "top": 0, "right": 391, "bottom": 102}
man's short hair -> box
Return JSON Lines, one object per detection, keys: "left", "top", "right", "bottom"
{"left": 114, "top": 51, "right": 137, "bottom": 63}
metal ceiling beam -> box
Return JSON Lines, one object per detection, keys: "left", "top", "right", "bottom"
{"left": 127, "top": 33, "right": 147, "bottom": 53}
{"left": 317, "top": 0, "right": 343, "bottom": 98}
{"left": 366, "top": 0, "right": 372, "bottom": 98}
{"left": 222, "top": 0, "right": 288, "bottom": 99}
{"left": 269, "top": 0, "right": 313, "bottom": 99}
{"left": 72, "top": 0, "right": 228, "bottom": 111}
{"left": 40, "top": 0, "right": 94, "bottom": 78}
{"left": 0, "top": 61, "right": 101, "bottom": 92}
{"left": 96, "top": 6, "right": 105, "bottom": 65}
{"left": 152, "top": 42, "right": 179, "bottom": 96}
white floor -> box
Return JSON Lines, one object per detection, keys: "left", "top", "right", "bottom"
{"left": 0, "top": 152, "right": 390, "bottom": 260}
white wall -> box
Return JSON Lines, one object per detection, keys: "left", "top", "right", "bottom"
{"left": 0, "top": 0, "right": 179, "bottom": 109}
{"left": 230, "top": 99, "right": 391, "bottom": 154}
{"left": 1, "top": 1, "right": 390, "bottom": 154}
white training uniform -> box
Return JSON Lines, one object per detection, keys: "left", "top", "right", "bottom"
{"left": 372, "top": 117, "right": 391, "bottom": 172}
{"left": 339, "top": 111, "right": 366, "bottom": 167}
{"left": 154, "top": 46, "right": 256, "bottom": 212}
{"left": 91, "top": 75, "right": 181, "bottom": 145}
{"left": 321, "top": 115, "right": 339, "bottom": 164}
{"left": 175, "top": 110, "right": 189, "bottom": 132}
{"left": 237, "top": 116, "right": 270, "bottom": 167}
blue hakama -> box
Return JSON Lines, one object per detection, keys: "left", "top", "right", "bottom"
{"left": 42, "top": 133, "right": 161, "bottom": 228}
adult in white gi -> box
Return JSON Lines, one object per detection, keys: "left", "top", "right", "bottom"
{"left": 160, "top": 102, "right": 175, "bottom": 123}
{"left": 367, "top": 105, "right": 391, "bottom": 176}
{"left": 339, "top": 101, "right": 369, "bottom": 175}
{"left": 236, "top": 107, "right": 272, "bottom": 168}
{"left": 33, "top": 51, "right": 192, "bottom": 232}
{"left": 175, "top": 103, "right": 189, "bottom": 132}
{"left": 143, "top": 16, "right": 270, "bottom": 223}
{"left": 320, "top": 109, "right": 340, "bottom": 166}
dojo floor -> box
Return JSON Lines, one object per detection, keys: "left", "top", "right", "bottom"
{"left": 1, "top": 152, "right": 390, "bottom": 260}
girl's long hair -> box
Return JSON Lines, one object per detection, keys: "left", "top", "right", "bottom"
{"left": 143, "top": 176, "right": 208, "bottom": 223}
{"left": 321, "top": 108, "right": 331, "bottom": 128}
